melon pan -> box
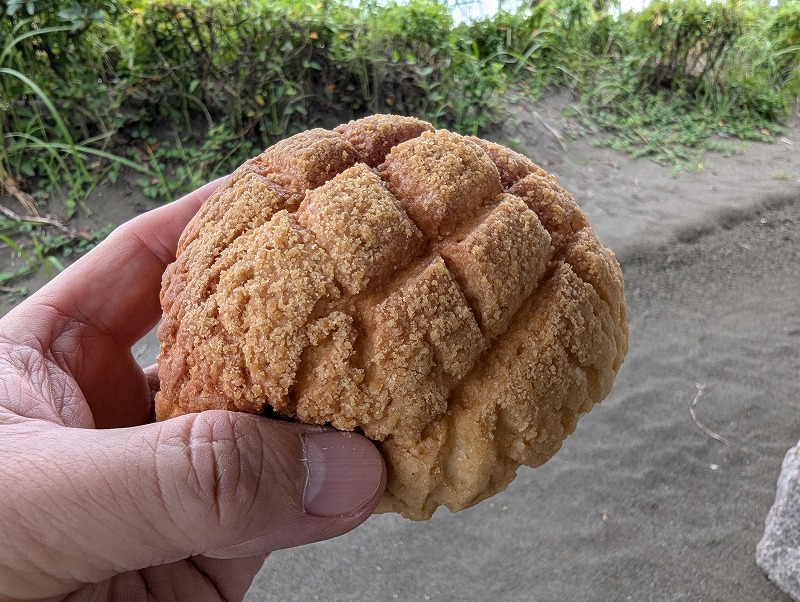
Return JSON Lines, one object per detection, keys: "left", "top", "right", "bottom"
{"left": 155, "top": 114, "right": 629, "bottom": 520}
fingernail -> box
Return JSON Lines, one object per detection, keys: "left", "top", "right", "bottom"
{"left": 302, "top": 431, "right": 385, "bottom": 517}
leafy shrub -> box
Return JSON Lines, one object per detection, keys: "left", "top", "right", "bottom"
{"left": 122, "top": 0, "right": 504, "bottom": 135}
{"left": 725, "top": 0, "right": 800, "bottom": 121}
{"left": 1, "top": 0, "right": 124, "bottom": 135}
{"left": 2, "top": 0, "right": 511, "bottom": 206}
{"left": 0, "top": 0, "right": 136, "bottom": 212}
{"left": 1, "top": 0, "right": 799, "bottom": 204}
{"left": 631, "top": 0, "right": 745, "bottom": 93}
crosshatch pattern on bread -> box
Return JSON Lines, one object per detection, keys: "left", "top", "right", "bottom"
{"left": 156, "top": 115, "right": 629, "bottom": 520}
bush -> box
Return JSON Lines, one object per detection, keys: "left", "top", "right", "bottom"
{"left": 1, "top": 0, "right": 510, "bottom": 203}
{"left": 631, "top": 0, "right": 745, "bottom": 93}
{"left": 1, "top": 0, "right": 798, "bottom": 204}
{"left": 125, "top": 0, "right": 507, "bottom": 132}
{"left": 725, "top": 0, "right": 800, "bottom": 121}
{"left": 1, "top": 0, "right": 125, "bottom": 138}
{"left": 569, "top": 0, "right": 800, "bottom": 167}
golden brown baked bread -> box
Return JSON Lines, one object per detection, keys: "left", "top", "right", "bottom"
{"left": 156, "top": 115, "right": 628, "bottom": 520}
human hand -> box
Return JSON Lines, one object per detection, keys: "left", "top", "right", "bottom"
{"left": 0, "top": 179, "right": 386, "bottom": 601}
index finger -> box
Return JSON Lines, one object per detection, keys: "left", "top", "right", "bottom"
{"left": 8, "top": 177, "right": 227, "bottom": 346}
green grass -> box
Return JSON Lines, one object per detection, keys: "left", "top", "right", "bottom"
{"left": 3, "top": 0, "right": 798, "bottom": 188}
{"left": 0, "top": 211, "right": 111, "bottom": 296}
{"left": 0, "top": 0, "right": 798, "bottom": 285}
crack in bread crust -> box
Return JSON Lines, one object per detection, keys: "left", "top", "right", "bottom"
{"left": 156, "top": 115, "right": 629, "bottom": 520}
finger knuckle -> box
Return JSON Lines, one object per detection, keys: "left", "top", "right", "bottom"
{"left": 154, "top": 411, "right": 262, "bottom": 544}
{"left": 183, "top": 412, "right": 263, "bottom": 529}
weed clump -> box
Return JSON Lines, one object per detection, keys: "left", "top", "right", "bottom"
{"left": 0, "top": 0, "right": 798, "bottom": 206}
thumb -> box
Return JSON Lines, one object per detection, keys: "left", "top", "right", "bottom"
{"left": 2, "top": 412, "right": 385, "bottom": 597}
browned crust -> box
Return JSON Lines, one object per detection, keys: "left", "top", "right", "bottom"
{"left": 156, "top": 115, "right": 629, "bottom": 520}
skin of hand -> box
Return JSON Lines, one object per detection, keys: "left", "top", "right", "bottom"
{"left": 0, "top": 178, "right": 387, "bottom": 601}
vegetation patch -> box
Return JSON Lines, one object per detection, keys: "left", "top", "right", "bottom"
{"left": 0, "top": 0, "right": 798, "bottom": 283}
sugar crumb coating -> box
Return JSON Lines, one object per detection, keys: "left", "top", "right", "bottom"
{"left": 156, "top": 114, "right": 629, "bottom": 520}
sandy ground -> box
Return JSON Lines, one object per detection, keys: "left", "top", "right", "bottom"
{"left": 246, "top": 100, "right": 800, "bottom": 601}
{"left": 1, "top": 96, "right": 799, "bottom": 600}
